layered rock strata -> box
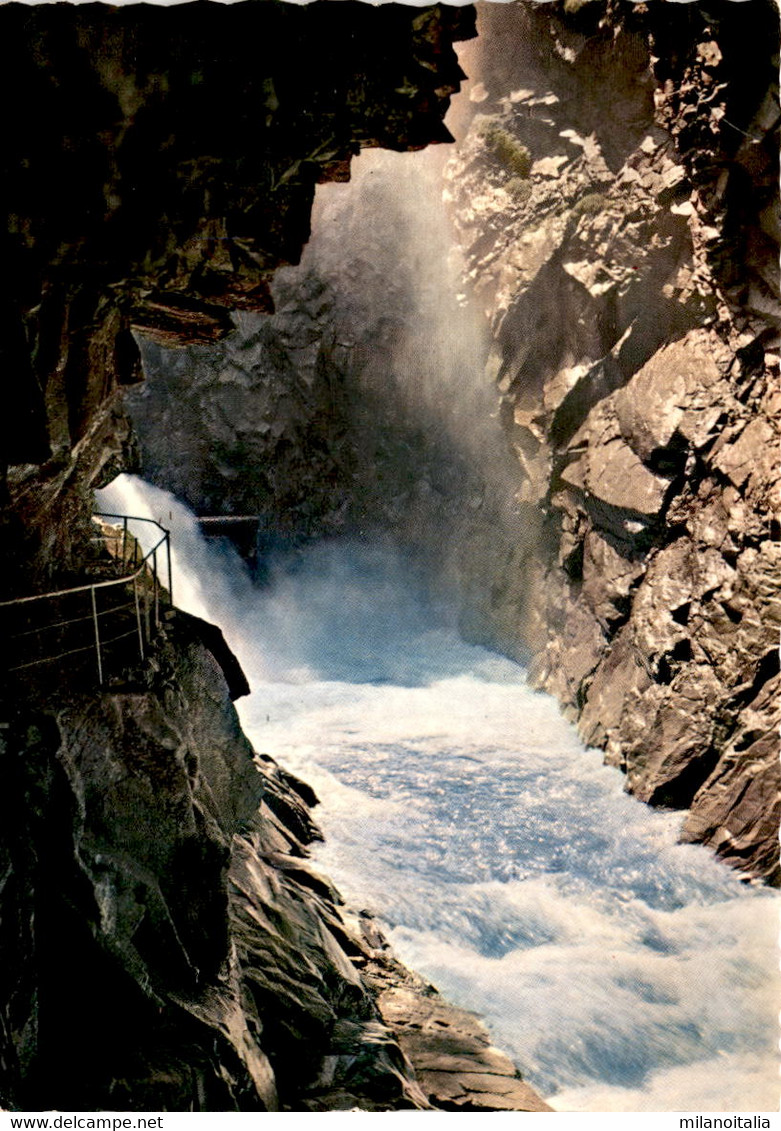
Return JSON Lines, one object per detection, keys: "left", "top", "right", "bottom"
{"left": 447, "top": 0, "right": 780, "bottom": 882}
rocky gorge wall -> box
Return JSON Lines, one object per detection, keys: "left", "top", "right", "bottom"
{"left": 447, "top": 0, "right": 780, "bottom": 882}
{"left": 2, "top": 0, "right": 777, "bottom": 1107}
{"left": 127, "top": 147, "right": 531, "bottom": 626}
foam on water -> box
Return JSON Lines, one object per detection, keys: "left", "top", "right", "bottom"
{"left": 96, "top": 475, "right": 780, "bottom": 1112}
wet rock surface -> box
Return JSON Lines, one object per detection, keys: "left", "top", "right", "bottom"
{"left": 447, "top": 0, "right": 780, "bottom": 882}
{"left": 368, "top": 954, "right": 552, "bottom": 1112}
{"left": 0, "top": 0, "right": 474, "bottom": 591}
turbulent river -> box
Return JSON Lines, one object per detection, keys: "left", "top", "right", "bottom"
{"left": 98, "top": 475, "right": 779, "bottom": 1113}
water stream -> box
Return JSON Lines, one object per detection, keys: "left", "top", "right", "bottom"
{"left": 96, "top": 475, "right": 779, "bottom": 1112}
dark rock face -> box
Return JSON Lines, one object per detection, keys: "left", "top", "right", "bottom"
{"left": 1, "top": 612, "right": 547, "bottom": 1111}
{"left": 0, "top": 0, "right": 474, "bottom": 592}
{"left": 447, "top": 0, "right": 780, "bottom": 882}
{"left": 1, "top": 622, "right": 271, "bottom": 1110}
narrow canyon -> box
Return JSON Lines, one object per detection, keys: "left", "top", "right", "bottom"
{"left": 0, "top": 0, "right": 778, "bottom": 1114}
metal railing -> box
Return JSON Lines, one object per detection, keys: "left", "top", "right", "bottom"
{"left": 0, "top": 513, "right": 174, "bottom": 687}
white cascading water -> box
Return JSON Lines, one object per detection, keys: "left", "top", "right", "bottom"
{"left": 96, "top": 473, "right": 779, "bottom": 1113}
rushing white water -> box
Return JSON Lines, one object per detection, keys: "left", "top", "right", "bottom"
{"left": 97, "top": 474, "right": 779, "bottom": 1113}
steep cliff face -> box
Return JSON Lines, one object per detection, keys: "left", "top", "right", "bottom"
{"left": 1, "top": 603, "right": 547, "bottom": 1111}
{"left": 447, "top": 0, "right": 780, "bottom": 882}
{"left": 2, "top": 0, "right": 776, "bottom": 1102}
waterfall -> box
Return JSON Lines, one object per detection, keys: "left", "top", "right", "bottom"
{"left": 96, "top": 472, "right": 779, "bottom": 1113}
{"left": 97, "top": 137, "right": 780, "bottom": 1114}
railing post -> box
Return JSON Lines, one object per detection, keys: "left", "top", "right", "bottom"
{"left": 90, "top": 587, "right": 104, "bottom": 686}
{"left": 133, "top": 577, "right": 145, "bottom": 661}
{"left": 166, "top": 532, "right": 173, "bottom": 609}
{"left": 153, "top": 548, "right": 159, "bottom": 630}
{"left": 122, "top": 517, "right": 128, "bottom": 568}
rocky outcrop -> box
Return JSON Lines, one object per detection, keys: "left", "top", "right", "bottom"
{"left": 447, "top": 0, "right": 780, "bottom": 882}
{"left": 0, "top": 1, "right": 554, "bottom": 1113}
{"left": 0, "top": 605, "right": 546, "bottom": 1111}
{"left": 368, "top": 952, "right": 551, "bottom": 1113}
